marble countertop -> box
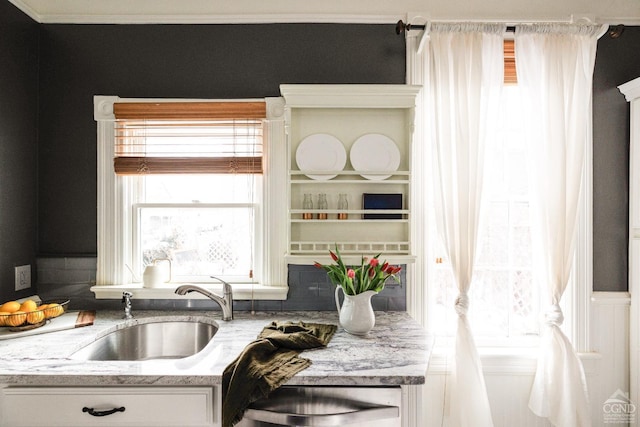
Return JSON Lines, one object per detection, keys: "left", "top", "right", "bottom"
{"left": 0, "top": 310, "right": 432, "bottom": 387}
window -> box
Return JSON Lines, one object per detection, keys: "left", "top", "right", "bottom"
{"left": 94, "top": 97, "right": 289, "bottom": 296}
{"left": 113, "top": 107, "right": 264, "bottom": 284}
{"left": 420, "top": 37, "right": 590, "bottom": 347}
{"left": 429, "top": 85, "right": 541, "bottom": 339}
{"left": 426, "top": 37, "right": 540, "bottom": 340}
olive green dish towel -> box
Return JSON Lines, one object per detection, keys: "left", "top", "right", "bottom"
{"left": 222, "top": 321, "right": 337, "bottom": 427}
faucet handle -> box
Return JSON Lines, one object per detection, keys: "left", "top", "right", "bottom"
{"left": 210, "top": 276, "right": 233, "bottom": 293}
{"left": 122, "top": 291, "right": 133, "bottom": 319}
{"left": 122, "top": 291, "right": 133, "bottom": 303}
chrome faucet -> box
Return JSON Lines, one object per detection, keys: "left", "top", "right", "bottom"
{"left": 122, "top": 291, "right": 133, "bottom": 319}
{"left": 174, "top": 276, "right": 233, "bottom": 321}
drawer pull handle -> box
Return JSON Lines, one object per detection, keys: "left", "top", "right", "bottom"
{"left": 82, "top": 406, "right": 126, "bottom": 417}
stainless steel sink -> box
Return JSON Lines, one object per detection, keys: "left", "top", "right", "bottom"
{"left": 70, "top": 317, "right": 218, "bottom": 361}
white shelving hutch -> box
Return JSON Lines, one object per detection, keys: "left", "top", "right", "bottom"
{"left": 280, "top": 84, "right": 421, "bottom": 265}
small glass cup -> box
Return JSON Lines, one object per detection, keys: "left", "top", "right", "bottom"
{"left": 337, "top": 194, "right": 348, "bottom": 220}
{"left": 302, "top": 194, "right": 313, "bottom": 220}
{"left": 317, "top": 193, "right": 328, "bottom": 220}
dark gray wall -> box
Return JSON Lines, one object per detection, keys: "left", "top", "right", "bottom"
{"left": 37, "top": 23, "right": 405, "bottom": 255}
{"left": 0, "top": 2, "right": 39, "bottom": 301}
{"left": 593, "top": 27, "right": 640, "bottom": 292}
{"left": 1, "top": 10, "right": 637, "bottom": 295}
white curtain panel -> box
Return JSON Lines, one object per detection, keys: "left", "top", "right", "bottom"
{"left": 514, "top": 23, "right": 604, "bottom": 427}
{"left": 428, "top": 22, "right": 505, "bottom": 427}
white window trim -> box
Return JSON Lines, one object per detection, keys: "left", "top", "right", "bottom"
{"left": 404, "top": 14, "right": 592, "bottom": 353}
{"left": 92, "top": 95, "right": 288, "bottom": 300}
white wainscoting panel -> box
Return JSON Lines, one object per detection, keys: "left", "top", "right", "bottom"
{"left": 590, "top": 291, "right": 631, "bottom": 426}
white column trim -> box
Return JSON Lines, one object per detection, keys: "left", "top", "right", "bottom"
{"left": 264, "top": 97, "right": 287, "bottom": 287}
{"left": 94, "top": 95, "right": 121, "bottom": 286}
{"left": 405, "top": 12, "right": 428, "bottom": 329}
{"left": 404, "top": 15, "right": 428, "bottom": 427}
{"left": 570, "top": 93, "right": 594, "bottom": 353}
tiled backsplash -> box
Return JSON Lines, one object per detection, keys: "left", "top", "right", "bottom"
{"left": 285, "top": 265, "right": 406, "bottom": 311}
{"left": 36, "top": 257, "right": 406, "bottom": 312}
{"left": 37, "top": 257, "right": 97, "bottom": 285}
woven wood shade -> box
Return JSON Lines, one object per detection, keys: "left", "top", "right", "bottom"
{"left": 114, "top": 101, "right": 266, "bottom": 119}
{"left": 504, "top": 39, "right": 517, "bottom": 84}
{"left": 114, "top": 157, "right": 262, "bottom": 175}
{"left": 113, "top": 102, "right": 265, "bottom": 175}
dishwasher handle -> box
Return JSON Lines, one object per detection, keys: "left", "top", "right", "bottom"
{"left": 243, "top": 405, "right": 399, "bottom": 426}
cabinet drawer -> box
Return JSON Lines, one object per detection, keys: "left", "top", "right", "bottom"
{"left": 1, "top": 386, "right": 218, "bottom": 427}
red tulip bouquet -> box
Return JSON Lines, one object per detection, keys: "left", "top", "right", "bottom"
{"left": 314, "top": 245, "right": 402, "bottom": 296}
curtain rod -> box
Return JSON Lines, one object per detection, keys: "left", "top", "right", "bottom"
{"left": 396, "top": 20, "right": 515, "bottom": 35}
{"left": 395, "top": 20, "right": 624, "bottom": 38}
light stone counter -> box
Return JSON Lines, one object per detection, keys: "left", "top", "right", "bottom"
{"left": 0, "top": 311, "right": 432, "bottom": 387}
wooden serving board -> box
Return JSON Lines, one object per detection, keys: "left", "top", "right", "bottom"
{"left": 0, "top": 310, "right": 96, "bottom": 340}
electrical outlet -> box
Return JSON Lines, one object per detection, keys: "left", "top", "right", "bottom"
{"left": 15, "top": 265, "right": 31, "bottom": 291}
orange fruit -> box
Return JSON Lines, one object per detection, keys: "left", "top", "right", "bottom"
{"left": 36, "top": 304, "right": 49, "bottom": 311}
{"left": 0, "top": 311, "right": 10, "bottom": 326}
{"left": 0, "top": 301, "right": 20, "bottom": 313}
{"left": 44, "top": 303, "right": 63, "bottom": 318}
{"left": 6, "top": 311, "right": 26, "bottom": 327}
{"left": 19, "top": 300, "right": 37, "bottom": 312}
{"left": 26, "top": 310, "right": 45, "bottom": 324}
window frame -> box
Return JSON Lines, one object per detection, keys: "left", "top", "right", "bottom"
{"left": 92, "top": 96, "right": 288, "bottom": 300}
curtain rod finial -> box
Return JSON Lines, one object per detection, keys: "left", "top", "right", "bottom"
{"left": 608, "top": 24, "right": 625, "bottom": 39}
{"left": 395, "top": 20, "right": 407, "bottom": 35}
{"left": 396, "top": 19, "right": 426, "bottom": 35}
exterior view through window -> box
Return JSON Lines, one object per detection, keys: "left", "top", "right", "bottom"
{"left": 136, "top": 174, "right": 258, "bottom": 282}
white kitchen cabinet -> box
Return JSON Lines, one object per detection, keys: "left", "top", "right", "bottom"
{"left": 619, "top": 77, "right": 640, "bottom": 414}
{"left": 0, "top": 386, "right": 219, "bottom": 427}
{"left": 280, "top": 84, "right": 421, "bottom": 265}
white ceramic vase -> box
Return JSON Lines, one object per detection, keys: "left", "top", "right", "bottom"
{"left": 142, "top": 259, "right": 172, "bottom": 288}
{"left": 334, "top": 287, "right": 377, "bottom": 336}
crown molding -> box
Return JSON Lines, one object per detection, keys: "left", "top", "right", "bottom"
{"left": 596, "top": 16, "right": 640, "bottom": 26}
{"left": 36, "top": 12, "right": 402, "bottom": 25}
{"left": 619, "top": 77, "right": 640, "bottom": 102}
{"left": 8, "top": 0, "right": 640, "bottom": 27}
{"left": 7, "top": 0, "right": 42, "bottom": 22}
{"left": 280, "top": 84, "right": 421, "bottom": 109}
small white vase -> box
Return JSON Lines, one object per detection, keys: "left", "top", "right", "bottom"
{"left": 142, "top": 259, "right": 172, "bottom": 288}
{"left": 335, "top": 287, "right": 377, "bottom": 336}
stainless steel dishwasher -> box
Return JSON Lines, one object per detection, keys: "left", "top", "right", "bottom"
{"left": 236, "top": 386, "right": 401, "bottom": 427}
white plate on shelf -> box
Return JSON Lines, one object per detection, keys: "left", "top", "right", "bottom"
{"left": 295, "top": 133, "right": 346, "bottom": 180}
{"left": 350, "top": 134, "right": 400, "bottom": 180}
